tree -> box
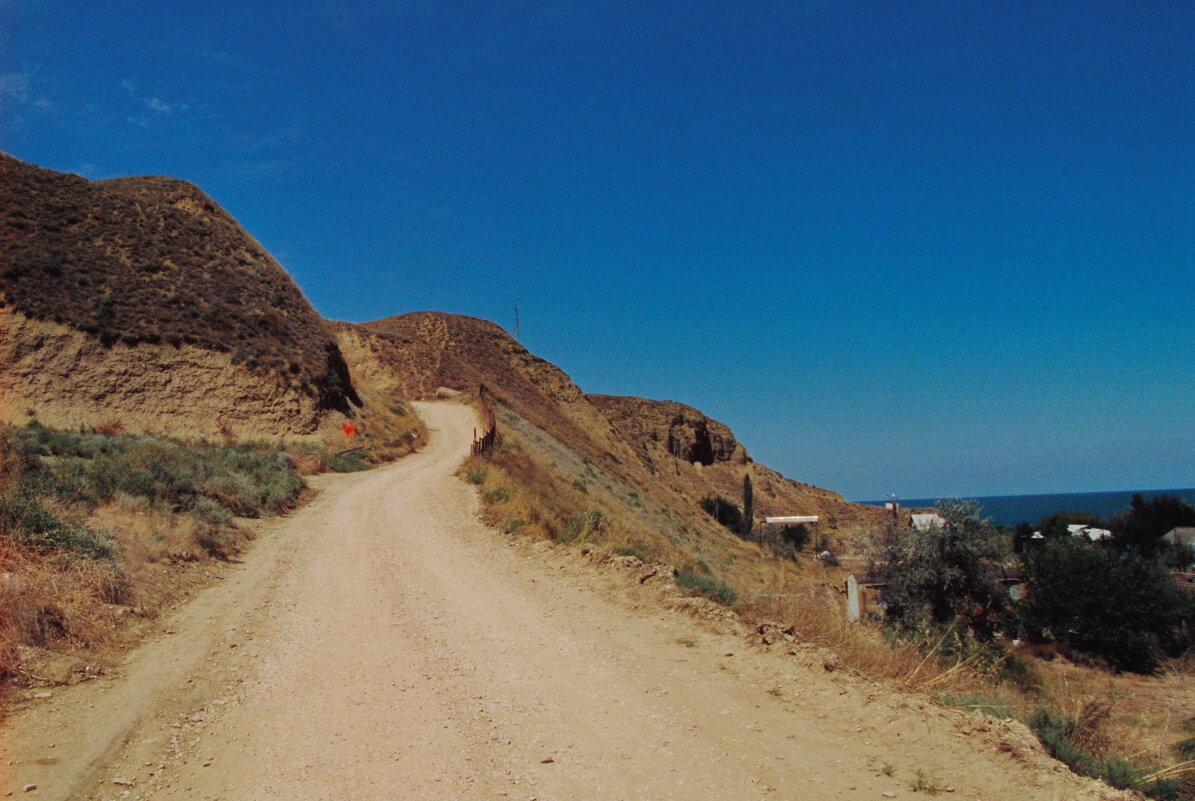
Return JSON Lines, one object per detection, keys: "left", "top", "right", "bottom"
{"left": 1034, "top": 511, "right": 1104, "bottom": 541}
{"left": 740, "top": 474, "right": 754, "bottom": 537}
{"left": 1111, "top": 494, "right": 1195, "bottom": 558}
{"left": 1012, "top": 521, "right": 1036, "bottom": 554}
{"left": 779, "top": 523, "right": 810, "bottom": 552}
{"left": 1016, "top": 537, "right": 1194, "bottom": 673}
{"left": 865, "top": 499, "right": 1007, "bottom": 641}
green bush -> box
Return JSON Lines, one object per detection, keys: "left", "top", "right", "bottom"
{"left": 613, "top": 545, "right": 646, "bottom": 560}
{"left": 557, "top": 510, "right": 604, "bottom": 544}
{"left": 324, "top": 453, "right": 369, "bottom": 473}
{"left": 3, "top": 425, "right": 305, "bottom": 560}
{"left": 483, "top": 487, "right": 511, "bottom": 504}
{"left": 676, "top": 570, "right": 737, "bottom": 605}
{"left": 0, "top": 480, "right": 113, "bottom": 560}
{"left": 1027, "top": 707, "right": 1177, "bottom": 798}
{"left": 700, "top": 495, "right": 743, "bottom": 532}
{"left": 465, "top": 469, "right": 487, "bottom": 485}
{"left": 503, "top": 519, "right": 524, "bottom": 534}
{"left": 936, "top": 692, "right": 1015, "bottom": 719}
{"left": 1016, "top": 537, "right": 1193, "bottom": 673}
{"left": 865, "top": 499, "right": 1006, "bottom": 642}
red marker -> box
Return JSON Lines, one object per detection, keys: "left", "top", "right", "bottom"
{"left": 341, "top": 421, "right": 357, "bottom": 438}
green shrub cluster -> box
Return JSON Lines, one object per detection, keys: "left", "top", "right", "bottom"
{"left": 324, "top": 452, "right": 370, "bottom": 473}
{"left": 1028, "top": 707, "right": 1178, "bottom": 799}
{"left": 557, "top": 510, "right": 604, "bottom": 544}
{"left": 0, "top": 478, "right": 114, "bottom": 559}
{"left": 699, "top": 495, "right": 743, "bottom": 532}
{"left": 1017, "top": 537, "right": 1194, "bottom": 673}
{"left": 3, "top": 423, "right": 305, "bottom": 559}
{"left": 676, "top": 570, "right": 737, "bottom": 606}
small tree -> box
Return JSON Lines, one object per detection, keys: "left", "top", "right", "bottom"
{"left": 865, "top": 499, "right": 1007, "bottom": 641}
{"left": 779, "top": 523, "right": 810, "bottom": 552}
{"left": 1111, "top": 493, "right": 1195, "bottom": 558}
{"left": 740, "top": 474, "right": 754, "bottom": 537}
{"left": 1016, "top": 537, "right": 1194, "bottom": 673}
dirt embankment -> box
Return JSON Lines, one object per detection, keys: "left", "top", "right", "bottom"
{"left": 0, "top": 403, "right": 1129, "bottom": 801}
{"left": 0, "top": 153, "right": 359, "bottom": 437}
{"left": 0, "top": 309, "right": 343, "bottom": 439}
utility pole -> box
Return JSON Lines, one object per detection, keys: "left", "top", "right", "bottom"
{"left": 514, "top": 306, "right": 521, "bottom": 341}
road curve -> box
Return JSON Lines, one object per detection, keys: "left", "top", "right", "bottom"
{"left": 2, "top": 402, "right": 1117, "bottom": 801}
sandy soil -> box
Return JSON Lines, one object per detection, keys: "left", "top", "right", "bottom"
{"left": 0, "top": 403, "right": 1128, "bottom": 800}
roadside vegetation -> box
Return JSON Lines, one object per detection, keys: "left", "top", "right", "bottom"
{"left": 0, "top": 422, "right": 302, "bottom": 686}
{"left": 844, "top": 497, "right": 1195, "bottom": 799}
{"left": 0, "top": 399, "right": 426, "bottom": 693}
{"left": 464, "top": 419, "right": 1195, "bottom": 799}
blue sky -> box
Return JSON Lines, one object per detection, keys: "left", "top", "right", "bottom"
{"left": 2, "top": 1, "right": 1192, "bottom": 500}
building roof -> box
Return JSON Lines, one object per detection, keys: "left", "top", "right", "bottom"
{"left": 1167, "top": 527, "right": 1195, "bottom": 546}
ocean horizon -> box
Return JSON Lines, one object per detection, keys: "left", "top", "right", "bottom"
{"left": 857, "top": 487, "right": 1195, "bottom": 527}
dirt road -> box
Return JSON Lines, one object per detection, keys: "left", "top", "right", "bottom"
{"left": 2, "top": 403, "right": 1120, "bottom": 800}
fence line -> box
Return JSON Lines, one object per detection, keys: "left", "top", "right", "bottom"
{"left": 471, "top": 383, "right": 497, "bottom": 456}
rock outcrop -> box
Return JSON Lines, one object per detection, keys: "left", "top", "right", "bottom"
{"left": 588, "top": 394, "right": 749, "bottom": 466}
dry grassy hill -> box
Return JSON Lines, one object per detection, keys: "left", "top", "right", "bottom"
{"left": 330, "top": 310, "right": 883, "bottom": 607}
{"left": 332, "top": 311, "right": 877, "bottom": 530}
{"left": 332, "top": 313, "right": 642, "bottom": 470}
{"left": 0, "top": 153, "right": 359, "bottom": 438}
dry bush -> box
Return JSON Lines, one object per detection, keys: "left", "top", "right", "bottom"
{"left": 94, "top": 419, "right": 125, "bottom": 436}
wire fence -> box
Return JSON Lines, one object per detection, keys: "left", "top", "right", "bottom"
{"left": 471, "top": 383, "right": 497, "bottom": 456}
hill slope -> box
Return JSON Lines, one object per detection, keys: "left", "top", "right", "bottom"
{"left": 332, "top": 311, "right": 880, "bottom": 546}
{"left": 0, "top": 153, "right": 359, "bottom": 438}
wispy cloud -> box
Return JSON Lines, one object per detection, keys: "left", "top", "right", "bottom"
{"left": 0, "top": 70, "right": 31, "bottom": 102}
{"left": 0, "top": 68, "right": 54, "bottom": 120}
{"left": 120, "top": 77, "right": 188, "bottom": 116}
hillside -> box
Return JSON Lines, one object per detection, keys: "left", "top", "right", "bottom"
{"left": 333, "top": 313, "right": 642, "bottom": 470}
{"left": 588, "top": 393, "right": 860, "bottom": 525}
{"left": 332, "top": 311, "right": 876, "bottom": 530}
{"left": 0, "top": 153, "right": 359, "bottom": 438}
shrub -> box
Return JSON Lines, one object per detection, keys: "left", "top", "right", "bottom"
{"left": 700, "top": 495, "right": 743, "bottom": 532}
{"left": 324, "top": 453, "right": 369, "bottom": 473}
{"left": 0, "top": 479, "right": 113, "bottom": 559}
{"left": 483, "top": 487, "right": 511, "bottom": 504}
{"left": 779, "top": 523, "right": 811, "bottom": 552}
{"left": 1016, "top": 537, "right": 1193, "bottom": 673}
{"left": 1027, "top": 707, "right": 1178, "bottom": 798}
{"left": 936, "top": 692, "right": 1015, "bottom": 719}
{"left": 676, "top": 571, "right": 737, "bottom": 605}
{"left": 557, "top": 510, "right": 603, "bottom": 544}
{"left": 465, "top": 470, "right": 487, "bottom": 485}
{"left": 864, "top": 499, "right": 1006, "bottom": 642}
{"left": 613, "top": 545, "right": 644, "bottom": 559}
{"left": 503, "top": 519, "right": 524, "bottom": 534}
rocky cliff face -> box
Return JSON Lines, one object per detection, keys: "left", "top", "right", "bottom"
{"left": 587, "top": 394, "right": 749, "bottom": 467}
{"left": 0, "top": 153, "right": 359, "bottom": 437}
{"left": 587, "top": 392, "right": 867, "bottom": 525}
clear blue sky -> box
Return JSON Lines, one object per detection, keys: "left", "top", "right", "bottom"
{"left": 2, "top": 1, "right": 1192, "bottom": 500}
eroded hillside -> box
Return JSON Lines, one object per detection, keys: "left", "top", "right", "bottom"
{"left": 0, "top": 153, "right": 359, "bottom": 438}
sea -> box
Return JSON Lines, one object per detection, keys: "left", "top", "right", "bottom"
{"left": 857, "top": 487, "right": 1195, "bottom": 527}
